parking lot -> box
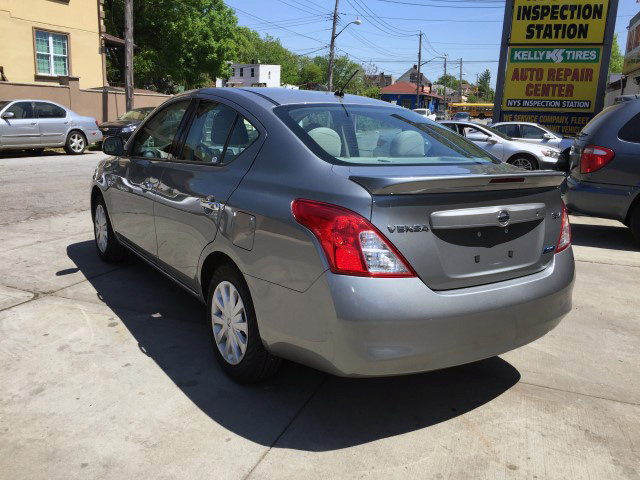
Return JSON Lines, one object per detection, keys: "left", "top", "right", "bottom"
{"left": 0, "top": 152, "right": 639, "bottom": 479}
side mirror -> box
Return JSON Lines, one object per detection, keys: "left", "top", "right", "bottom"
{"left": 543, "top": 133, "right": 554, "bottom": 140}
{"left": 1, "top": 111, "right": 15, "bottom": 119}
{"left": 486, "top": 137, "right": 498, "bottom": 145}
{"left": 103, "top": 136, "right": 124, "bottom": 156}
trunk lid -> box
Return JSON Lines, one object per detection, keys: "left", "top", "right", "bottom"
{"left": 335, "top": 164, "right": 566, "bottom": 290}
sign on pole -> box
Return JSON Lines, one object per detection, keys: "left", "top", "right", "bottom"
{"left": 493, "top": 0, "right": 619, "bottom": 135}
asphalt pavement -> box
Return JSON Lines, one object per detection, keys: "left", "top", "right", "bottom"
{"left": 0, "top": 151, "right": 639, "bottom": 479}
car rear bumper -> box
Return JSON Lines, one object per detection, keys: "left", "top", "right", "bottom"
{"left": 565, "top": 176, "right": 636, "bottom": 222}
{"left": 85, "top": 129, "right": 103, "bottom": 144}
{"left": 250, "top": 247, "right": 575, "bottom": 377}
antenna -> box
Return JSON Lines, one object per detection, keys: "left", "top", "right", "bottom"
{"left": 335, "top": 70, "right": 359, "bottom": 98}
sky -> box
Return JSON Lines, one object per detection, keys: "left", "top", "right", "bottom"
{"left": 226, "top": 0, "right": 638, "bottom": 89}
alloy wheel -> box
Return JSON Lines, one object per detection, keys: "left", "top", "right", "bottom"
{"left": 511, "top": 158, "right": 534, "bottom": 170}
{"left": 94, "top": 204, "right": 108, "bottom": 253}
{"left": 69, "top": 133, "right": 85, "bottom": 153}
{"left": 211, "top": 281, "right": 248, "bottom": 365}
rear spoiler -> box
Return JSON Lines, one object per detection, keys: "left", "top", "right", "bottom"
{"left": 350, "top": 171, "right": 565, "bottom": 195}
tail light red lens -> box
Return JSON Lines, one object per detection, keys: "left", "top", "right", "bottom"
{"left": 291, "top": 199, "right": 416, "bottom": 277}
{"left": 556, "top": 201, "right": 571, "bottom": 253}
{"left": 95, "top": 120, "right": 99, "bottom": 128}
{"left": 580, "top": 145, "right": 614, "bottom": 173}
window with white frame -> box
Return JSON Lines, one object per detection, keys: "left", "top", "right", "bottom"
{"left": 35, "top": 30, "right": 68, "bottom": 76}
{"left": 251, "top": 68, "right": 255, "bottom": 77}
{"left": 239, "top": 68, "right": 244, "bottom": 77}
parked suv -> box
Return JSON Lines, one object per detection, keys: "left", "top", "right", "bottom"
{"left": 93, "top": 88, "right": 574, "bottom": 382}
{"left": 0, "top": 100, "right": 102, "bottom": 154}
{"left": 565, "top": 100, "right": 640, "bottom": 241}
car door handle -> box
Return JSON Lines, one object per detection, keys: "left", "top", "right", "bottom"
{"left": 31, "top": 122, "right": 38, "bottom": 125}
{"left": 200, "top": 196, "right": 222, "bottom": 213}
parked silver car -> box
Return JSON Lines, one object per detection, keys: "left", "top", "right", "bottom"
{"left": 92, "top": 88, "right": 574, "bottom": 382}
{"left": 440, "top": 120, "right": 562, "bottom": 170}
{"left": 491, "top": 121, "right": 573, "bottom": 169}
{"left": 0, "top": 100, "right": 102, "bottom": 154}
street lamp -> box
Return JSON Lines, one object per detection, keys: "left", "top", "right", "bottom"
{"left": 417, "top": 54, "right": 448, "bottom": 113}
{"left": 328, "top": 16, "right": 362, "bottom": 91}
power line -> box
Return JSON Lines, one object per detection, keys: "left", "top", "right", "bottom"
{"left": 375, "top": 0, "right": 504, "bottom": 7}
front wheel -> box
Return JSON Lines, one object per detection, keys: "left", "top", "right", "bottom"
{"left": 207, "top": 264, "right": 281, "bottom": 383}
{"left": 93, "top": 196, "right": 126, "bottom": 263}
{"left": 65, "top": 131, "right": 86, "bottom": 155}
{"left": 508, "top": 156, "right": 537, "bottom": 170}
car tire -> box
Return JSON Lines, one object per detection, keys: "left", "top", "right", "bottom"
{"left": 630, "top": 206, "right": 640, "bottom": 243}
{"left": 207, "top": 263, "right": 281, "bottom": 383}
{"left": 93, "top": 195, "right": 126, "bottom": 263}
{"left": 65, "top": 130, "right": 87, "bottom": 155}
{"left": 508, "top": 156, "right": 538, "bottom": 171}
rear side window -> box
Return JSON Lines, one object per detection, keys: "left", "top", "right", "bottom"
{"left": 35, "top": 102, "right": 66, "bottom": 118}
{"left": 277, "top": 104, "right": 497, "bottom": 166}
{"left": 6, "top": 102, "right": 34, "bottom": 119}
{"left": 618, "top": 113, "right": 640, "bottom": 143}
{"left": 521, "top": 125, "right": 546, "bottom": 139}
{"left": 131, "top": 100, "right": 189, "bottom": 159}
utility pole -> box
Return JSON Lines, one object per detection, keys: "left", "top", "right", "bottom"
{"left": 124, "top": 0, "right": 134, "bottom": 111}
{"left": 416, "top": 32, "right": 422, "bottom": 109}
{"left": 443, "top": 55, "right": 447, "bottom": 116}
{"left": 458, "top": 58, "right": 462, "bottom": 104}
{"left": 327, "top": 0, "right": 340, "bottom": 92}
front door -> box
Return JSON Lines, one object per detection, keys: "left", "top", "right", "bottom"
{"left": 153, "top": 98, "right": 264, "bottom": 289}
{"left": 34, "top": 102, "right": 68, "bottom": 146}
{"left": 107, "top": 99, "right": 191, "bottom": 257}
{"left": 0, "top": 102, "right": 40, "bottom": 147}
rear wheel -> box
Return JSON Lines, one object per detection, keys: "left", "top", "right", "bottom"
{"left": 630, "top": 206, "right": 640, "bottom": 243}
{"left": 93, "top": 196, "right": 126, "bottom": 263}
{"left": 508, "top": 156, "right": 537, "bottom": 171}
{"left": 207, "top": 264, "right": 280, "bottom": 383}
{"left": 65, "top": 131, "right": 86, "bottom": 155}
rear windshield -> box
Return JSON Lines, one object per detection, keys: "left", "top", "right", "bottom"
{"left": 275, "top": 104, "right": 499, "bottom": 166}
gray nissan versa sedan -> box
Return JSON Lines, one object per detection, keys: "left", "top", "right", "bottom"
{"left": 91, "top": 88, "right": 574, "bottom": 382}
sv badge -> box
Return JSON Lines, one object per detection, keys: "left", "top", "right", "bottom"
{"left": 387, "top": 224, "right": 429, "bottom": 233}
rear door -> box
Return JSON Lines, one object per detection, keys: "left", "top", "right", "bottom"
{"left": 464, "top": 126, "right": 504, "bottom": 160}
{"left": 34, "top": 102, "right": 68, "bottom": 146}
{"left": 153, "top": 97, "right": 265, "bottom": 289}
{"left": 0, "top": 102, "right": 40, "bottom": 147}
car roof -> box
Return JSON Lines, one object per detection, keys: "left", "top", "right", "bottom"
{"left": 440, "top": 120, "right": 486, "bottom": 127}
{"left": 183, "top": 87, "right": 387, "bottom": 107}
{"left": 493, "top": 121, "right": 543, "bottom": 126}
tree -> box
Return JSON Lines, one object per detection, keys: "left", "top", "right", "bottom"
{"left": 105, "top": 0, "right": 237, "bottom": 93}
{"left": 312, "top": 55, "right": 363, "bottom": 93}
{"left": 477, "top": 69, "right": 491, "bottom": 100}
{"left": 609, "top": 33, "right": 624, "bottom": 74}
{"left": 299, "top": 63, "right": 323, "bottom": 84}
{"left": 435, "top": 73, "right": 461, "bottom": 92}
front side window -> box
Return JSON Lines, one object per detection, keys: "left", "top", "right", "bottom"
{"left": 35, "top": 102, "right": 66, "bottom": 118}
{"left": 276, "top": 104, "right": 498, "bottom": 166}
{"left": 180, "top": 101, "right": 258, "bottom": 164}
{"left": 6, "top": 102, "right": 35, "bottom": 119}
{"left": 520, "top": 125, "right": 546, "bottom": 139}
{"left": 35, "top": 30, "right": 68, "bottom": 76}
{"left": 131, "top": 100, "right": 189, "bottom": 159}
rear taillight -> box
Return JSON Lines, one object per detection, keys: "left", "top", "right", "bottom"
{"left": 291, "top": 199, "right": 416, "bottom": 277}
{"left": 95, "top": 120, "right": 99, "bottom": 128}
{"left": 580, "top": 145, "right": 614, "bottom": 173}
{"left": 556, "top": 201, "right": 571, "bottom": 253}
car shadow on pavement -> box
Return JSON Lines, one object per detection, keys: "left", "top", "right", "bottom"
{"left": 0, "top": 149, "right": 93, "bottom": 158}
{"left": 570, "top": 221, "right": 638, "bottom": 252}
{"left": 67, "top": 240, "right": 521, "bottom": 452}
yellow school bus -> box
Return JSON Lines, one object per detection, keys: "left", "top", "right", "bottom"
{"left": 449, "top": 103, "right": 494, "bottom": 119}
